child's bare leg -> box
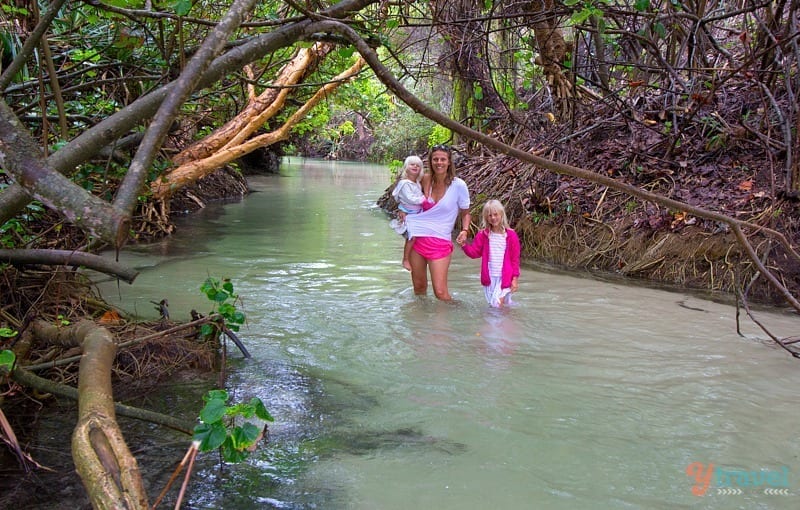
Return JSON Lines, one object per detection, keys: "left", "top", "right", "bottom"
{"left": 402, "top": 238, "right": 415, "bottom": 271}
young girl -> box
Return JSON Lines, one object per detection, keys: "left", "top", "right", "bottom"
{"left": 390, "top": 155, "right": 433, "bottom": 270}
{"left": 459, "top": 199, "right": 521, "bottom": 307}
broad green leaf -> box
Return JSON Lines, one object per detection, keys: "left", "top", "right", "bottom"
{"left": 221, "top": 437, "right": 249, "bottom": 462}
{"left": 253, "top": 398, "right": 275, "bottom": 422}
{"left": 173, "top": 0, "right": 192, "bottom": 16}
{"left": 338, "top": 46, "right": 356, "bottom": 58}
{"left": 200, "top": 398, "right": 227, "bottom": 423}
{"left": 0, "top": 350, "right": 15, "bottom": 371}
{"left": 204, "top": 389, "right": 228, "bottom": 402}
{"left": 194, "top": 422, "right": 228, "bottom": 451}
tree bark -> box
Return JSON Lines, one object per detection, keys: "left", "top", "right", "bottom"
{"left": 0, "top": 249, "right": 139, "bottom": 283}
{"left": 0, "top": 98, "right": 131, "bottom": 248}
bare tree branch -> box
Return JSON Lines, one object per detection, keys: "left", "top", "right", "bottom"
{"left": 0, "top": 249, "right": 139, "bottom": 283}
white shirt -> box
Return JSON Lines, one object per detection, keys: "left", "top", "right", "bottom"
{"left": 392, "top": 178, "right": 426, "bottom": 214}
{"left": 405, "top": 178, "right": 470, "bottom": 240}
{"left": 488, "top": 231, "right": 507, "bottom": 277}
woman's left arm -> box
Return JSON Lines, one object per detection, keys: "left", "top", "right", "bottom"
{"left": 456, "top": 208, "right": 472, "bottom": 245}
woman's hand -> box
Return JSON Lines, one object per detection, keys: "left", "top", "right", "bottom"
{"left": 456, "top": 229, "right": 468, "bottom": 246}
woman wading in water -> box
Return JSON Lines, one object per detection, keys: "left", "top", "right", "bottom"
{"left": 404, "top": 145, "right": 472, "bottom": 301}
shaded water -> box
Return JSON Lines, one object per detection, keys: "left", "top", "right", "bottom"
{"left": 93, "top": 159, "right": 800, "bottom": 509}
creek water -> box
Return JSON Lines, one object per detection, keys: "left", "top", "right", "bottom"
{"left": 89, "top": 158, "right": 800, "bottom": 509}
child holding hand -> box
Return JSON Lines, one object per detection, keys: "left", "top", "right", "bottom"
{"left": 390, "top": 155, "right": 433, "bottom": 270}
{"left": 459, "top": 199, "right": 520, "bottom": 307}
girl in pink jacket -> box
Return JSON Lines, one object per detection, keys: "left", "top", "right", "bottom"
{"left": 459, "top": 200, "right": 521, "bottom": 307}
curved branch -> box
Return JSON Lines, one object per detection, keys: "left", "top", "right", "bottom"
{"left": 0, "top": 249, "right": 139, "bottom": 283}
{"left": 29, "top": 319, "right": 149, "bottom": 508}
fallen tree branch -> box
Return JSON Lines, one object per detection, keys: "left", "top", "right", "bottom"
{"left": 0, "top": 249, "right": 139, "bottom": 283}
{"left": 4, "top": 363, "right": 194, "bottom": 434}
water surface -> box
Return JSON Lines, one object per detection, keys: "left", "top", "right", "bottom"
{"left": 95, "top": 158, "right": 800, "bottom": 509}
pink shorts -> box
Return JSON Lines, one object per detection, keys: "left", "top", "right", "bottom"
{"left": 412, "top": 237, "right": 453, "bottom": 260}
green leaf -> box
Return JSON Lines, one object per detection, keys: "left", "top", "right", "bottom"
{"left": 193, "top": 422, "right": 228, "bottom": 451}
{"left": 200, "top": 277, "right": 217, "bottom": 294}
{"left": 173, "top": 0, "right": 192, "bottom": 16}
{"left": 252, "top": 398, "right": 275, "bottom": 422}
{"left": 204, "top": 389, "right": 228, "bottom": 402}
{"left": 0, "top": 327, "right": 18, "bottom": 338}
{"left": 222, "top": 280, "right": 234, "bottom": 294}
{"left": 231, "top": 311, "right": 246, "bottom": 324}
{"left": 338, "top": 46, "right": 356, "bottom": 58}
{"left": 218, "top": 303, "right": 236, "bottom": 316}
{"left": 221, "top": 437, "right": 249, "bottom": 462}
{"left": 199, "top": 398, "right": 227, "bottom": 424}
{"left": 0, "top": 350, "right": 15, "bottom": 371}
{"left": 200, "top": 323, "right": 215, "bottom": 336}
{"left": 634, "top": 0, "right": 649, "bottom": 11}
{"left": 473, "top": 84, "right": 483, "bottom": 100}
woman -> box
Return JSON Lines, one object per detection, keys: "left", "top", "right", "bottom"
{"left": 404, "top": 145, "right": 471, "bottom": 300}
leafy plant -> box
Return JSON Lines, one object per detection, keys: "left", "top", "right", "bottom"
{"left": 428, "top": 125, "right": 452, "bottom": 147}
{"left": 200, "top": 277, "right": 246, "bottom": 337}
{"left": 193, "top": 389, "right": 274, "bottom": 463}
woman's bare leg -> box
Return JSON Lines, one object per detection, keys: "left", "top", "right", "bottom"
{"left": 402, "top": 238, "right": 415, "bottom": 271}
{"left": 408, "top": 248, "right": 428, "bottom": 295}
{"left": 428, "top": 254, "right": 453, "bottom": 301}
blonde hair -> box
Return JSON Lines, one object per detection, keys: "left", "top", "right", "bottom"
{"left": 401, "top": 155, "right": 424, "bottom": 182}
{"left": 480, "top": 199, "right": 510, "bottom": 230}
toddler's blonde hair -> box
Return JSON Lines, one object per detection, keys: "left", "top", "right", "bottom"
{"left": 480, "top": 199, "right": 510, "bottom": 230}
{"left": 401, "top": 155, "right": 424, "bottom": 182}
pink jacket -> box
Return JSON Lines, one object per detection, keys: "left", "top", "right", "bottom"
{"left": 461, "top": 228, "right": 521, "bottom": 288}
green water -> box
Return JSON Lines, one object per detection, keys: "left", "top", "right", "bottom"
{"left": 90, "top": 158, "right": 800, "bottom": 509}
